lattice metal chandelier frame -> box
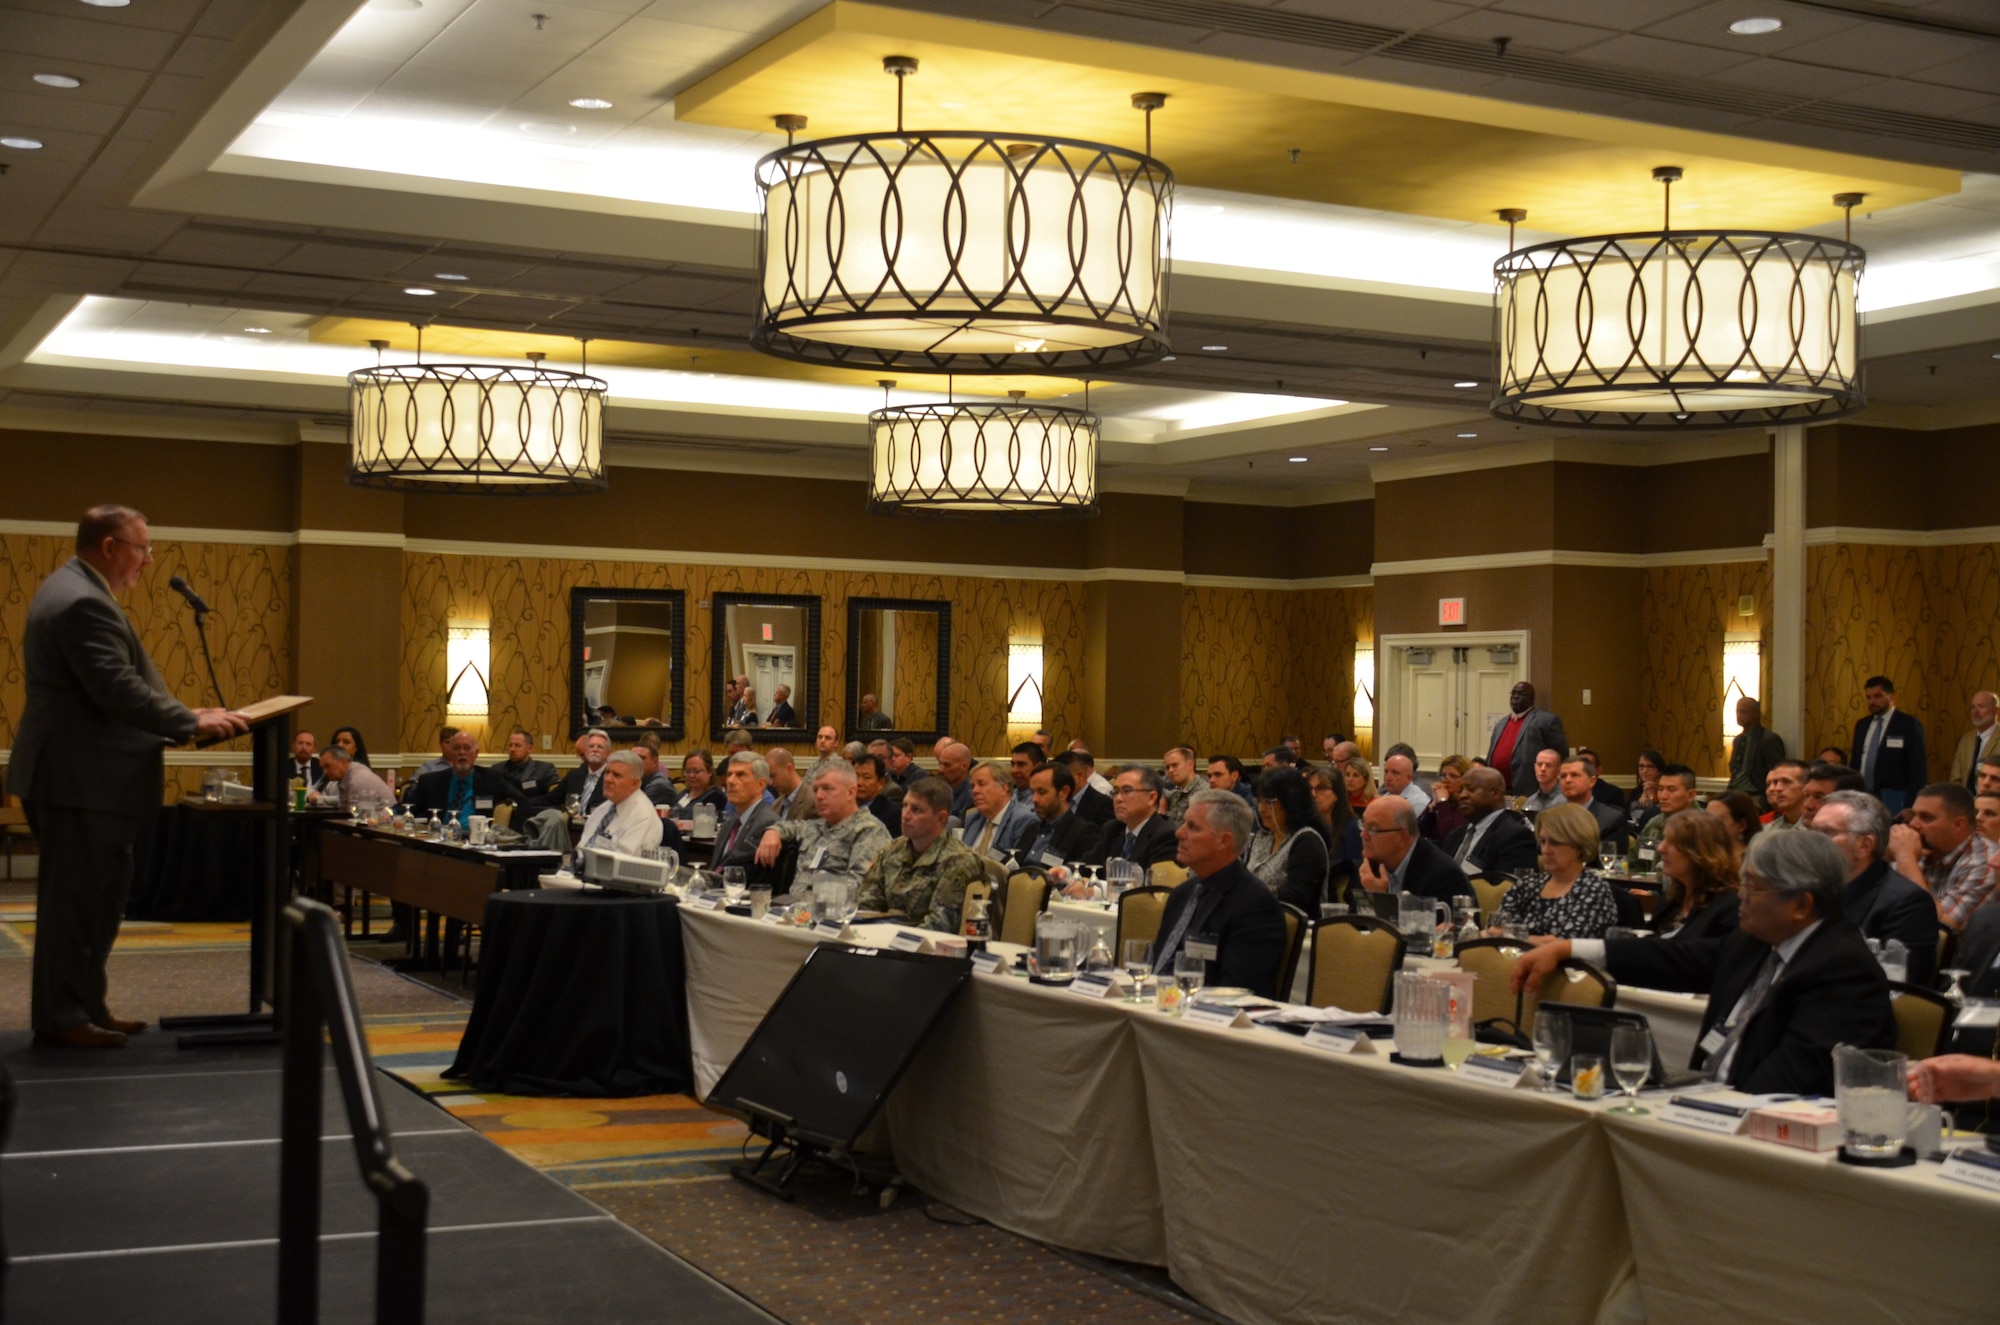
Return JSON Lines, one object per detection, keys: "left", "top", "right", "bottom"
{"left": 1491, "top": 170, "right": 1867, "bottom": 430}
{"left": 869, "top": 389, "right": 1099, "bottom": 517}
{"left": 752, "top": 58, "right": 1174, "bottom": 376}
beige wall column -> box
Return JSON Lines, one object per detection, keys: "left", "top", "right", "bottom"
{"left": 290, "top": 442, "right": 405, "bottom": 755}
{"left": 1769, "top": 424, "right": 1807, "bottom": 755}
{"left": 1080, "top": 494, "right": 1184, "bottom": 756}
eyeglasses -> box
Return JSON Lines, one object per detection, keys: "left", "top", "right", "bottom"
{"left": 1358, "top": 824, "right": 1406, "bottom": 837}
{"left": 1112, "top": 785, "right": 1151, "bottom": 797}
{"left": 112, "top": 537, "right": 153, "bottom": 557}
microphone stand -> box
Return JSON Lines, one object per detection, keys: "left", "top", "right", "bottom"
{"left": 190, "top": 601, "right": 230, "bottom": 710}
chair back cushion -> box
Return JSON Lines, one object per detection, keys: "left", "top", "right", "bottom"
{"left": 1890, "top": 984, "right": 1950, "bottom": 1060}
{"left": 1456, "top": 939, "right": 1530, "bottom": 1028}
{"left": 1114, "top": 886, "right": 1173, "bottom": 952}
{"left": 1150, "top": 860, "right": 1189, "bottom": 890}
{"left": 1308, "top": 917, "right": 1404, "bottom": 1014}
{"left": 998, "top": 872, "right": 1051, "bottom": 946}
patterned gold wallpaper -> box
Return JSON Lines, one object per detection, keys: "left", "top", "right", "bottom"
{"left": 1179, "top": 584, "right": 1373, "bottom": 758}
{"left": 0, "top": 534, "right": 290, "bottom": 775}
{"left": 1640, "top": 559, "right": 1772, "bottom": 777}
{"left": 398, "top": 554, "right": 1086, "bottom": 758}
{"left": 890, "top": 610, "right": 940, "bottom": 733}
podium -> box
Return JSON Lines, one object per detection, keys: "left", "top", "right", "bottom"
{"left": 161, "top": 694, "right": 313, "bottom": 1048}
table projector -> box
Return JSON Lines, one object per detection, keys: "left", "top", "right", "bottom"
{"left": 577, "top": 847, "right": 673, "bottom": 894}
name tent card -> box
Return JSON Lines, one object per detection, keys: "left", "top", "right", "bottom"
{"left": 888, "top": 930, "right": 926, "bottom": 953}
{"left": 1459, "top": 1055, "right": 1533, "bottom": 1088}
{"left": 1660, "top": 1095, "right": 1756, "bottom": 1135}
{"left": 812, "top": 919, "right": 848, "bottom": 940}
{"left": 1182, "top": 1002, "right": 1250, "bottom": 1028}
{"left": 970, "top": 950, "right": 1010, "bottom": 975}
{"left": 1303, "top": 1022, "right": 1377, "bottom": 1054}
{"left": 757, "top": 911, "right": 789, "bottom": 927}
{"left": 688, "top": 895, "right": 722, "bottom": 911}
{"left": 1069, "top": 971, "right": 1120, "bottom": 999}
{"left": 1938, "top": 1147, "right": 2000, "bottom": 1195}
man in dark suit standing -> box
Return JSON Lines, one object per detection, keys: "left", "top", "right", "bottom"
{"left": 13, "top": 506, "right": 248, "bottom": 1047}
{"left": 1486, "top": 681, "right": 1568, "bottom": 797}
{"left": 1515, "top": 829, "right": 1896, "bottom": 1095}
{"left": 1085, "top": 766, "right": 1179, "bottom": 868}
{"left": 1727, "top": 698, "right": 1786, "bottom": 807}
{"left": 1358, "top": 796, "right": 1465, "bottom": 905}
{"left": 1852, "top": 675, "right": 1928, "bottom": 814}
{"left": 1444, "top": 766, "right": 1539, "bottom": 878}
{"left": 1151, "top": 791, "right": 1286, "bottom": 998}
{"left": 405, "top": 731, "right": 522, "bottom": 831}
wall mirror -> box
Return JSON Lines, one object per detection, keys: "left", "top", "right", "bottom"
{"left": 846, "top": 598, "right": 951, "bottom": 742}
{"left": 570, "top": 588, "right": 686, "bottom": 740}
{"left": 711, "top": 593, "right": 821, "bottom": 740}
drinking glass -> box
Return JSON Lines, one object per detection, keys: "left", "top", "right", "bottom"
{"left": 1940, "top": 969, "right": 1971, "bottom": 1007}
{"left": 1607, "top": 1024, "right": 1653, "bottom": 1114}
{"left": 1569, "top": 1053, "right": 1605, "bottom": 1100}
{"left": 748, "top": 884, "right": 772, "bottom": 920}
{"left": 1173, "top": 952, "right": 1206, "bottom": 1011}
{"left": 1599, "top": 842, "right": 1620, "bottom": 873}
{"left": 1122, "top": 940, "right": 1154, "bottom": 1003}
{"left": 720, "top": 866, "right": 747, "bottom": 905}
{"left": 1532, "top": 1011, "right": 1571, "bottom": 1093}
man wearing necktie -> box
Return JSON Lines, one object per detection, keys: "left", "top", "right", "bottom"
{"left": 1084, "top": 766, "right": 1179, "bottom": 868}
{"left": 406, "top": 731, "right": 522, "bottom": 832}
{"left": 1851, "top": 676, "right": 1928, "bottom": 815}
{"left": 712, "top": 751, "right": 781, "bottom": 880}
{"left": 1949, "top": 691, "right": 1999, "bottom": 791}
{"left": 574, "top": 751, "right": 663, "bottom": 858}
{"left": 1149, "top": 791, "right": 1286, "bottom": 997}
{"left": 289, "top": 730, "right": 323, "bottom": 792}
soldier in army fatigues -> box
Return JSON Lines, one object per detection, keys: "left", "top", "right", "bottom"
{"left": 754, "top": 756, "right": 892, "bottom": 887}
{"left": 859, "top": 775, "right": 985, "bottom": 932}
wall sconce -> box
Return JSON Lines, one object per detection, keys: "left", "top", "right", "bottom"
{"left": 1721, "top": 636, "right": 1760, "bottom": 739}
{"left": 1353, "top": 643, "right": 1375, "bottom": 739}
{"left": 1007, "top": 639, "right": 1044, "bottom": 724}
{"left": 447, "top": 620, "right": 491, "bottom": 721}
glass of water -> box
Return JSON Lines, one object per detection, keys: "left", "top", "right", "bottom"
{"left": 1173, "top": 952, "right": 1206, "bottom": 1012}
{"left": 720, "top": 866, "right": 747, "bottom": 905}
{"left": 1122, "top": 940, "right": 1154, "bottom": 1003}
{"left": 1531, "top": 1010, "right": 1571, "bottom": 1093}
{"left": 1606, "top": 1023, "right": 1653, "bottom": 1114}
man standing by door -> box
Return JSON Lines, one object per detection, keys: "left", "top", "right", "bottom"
{"left": 1851, "top": 676, "right": 1928, "bottom": 815}
{"left": 1486, "top": 682, "right": 1568, "bottom": 798}
{"left": 13, "top": 506, "right": 248, "bottom": 1047}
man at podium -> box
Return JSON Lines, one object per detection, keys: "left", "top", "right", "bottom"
{"left": 12, "top": 505, "right": 249, "bottom": 1047}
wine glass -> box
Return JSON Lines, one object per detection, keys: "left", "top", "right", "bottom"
{"left": 1607, "top": 1023, "right": 1654, "bottom": 1115}
{"left": 1940, "top": 969, "right": 1972, "bottom": 1007}
{"left": 1122, "top": 940, "right": 1154, "bottom": 1003}
{"left": 720, "top": 866, "right": 747, "bottom": 905}
{"left": 1599, "top": 841, "right": 1620, "bottom": 874}
{"left": 1173, "top": 952, "right": 1206, "bottom": 1013}
{"left": 1531, "top": 1010, "right": 1571, "bottom": 1093}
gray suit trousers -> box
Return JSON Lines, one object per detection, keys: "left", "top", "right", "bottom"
{"left": 24, "top": 803, "right": 137, "bottom": 1032}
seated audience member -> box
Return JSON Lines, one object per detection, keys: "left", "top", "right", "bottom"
{"left": 290, "top": 730, "right": 322, "bottom": 790}
{"left": 668, "top": 749, "right": 727, "bottom": 818}
{"left": 805, "top": 725, "right": 841, "bottom": 779}
{"left": 1162, "top": 746, "right": 1202, "bottom": 825}
{"left": 1522, "top": 748, "right": 1564, "bottom": 813}
{"left": 1627, "top": 748, "right": 1666, "bottom": 830}
{"left": 766, "top": 684, "right": 797, "bottom": 728}
{"left": 1340, "top": 756, "right": 1376, "bottom": 812}
{"left": 1817, "top": 746, "right": 1849, "bottom": 767}
{"left": 406, "top": 730, "right": 522, "bottom": 831}
{"left": 574, "top": 750, "right": 664, "bottom": 858}
{"left": 1707, "top": 791, "right": 1764, "bottom": 847}
{"left": 1086, "top": 765, "right": 1179, "bottom": 869}
{"left": 961, "top": 760, "right": 1037, "bottom": 859}
{"left": 1575, "top": 749, "right": 1626, "bottom": 810}
{"left": 766, "top": 748, "right": 810, "bottom": 821}
{"left": 933, "top": 739, "right": 975, "bottom": 818}
{"left": 842, "top": 739, "right": 868, "bottom": 762}
{"left": 1977, "top": 751, "right": 2000, "bottom": 798}
{"left": 883, "top": 737, "right": 918, "bottom": 789}
{"left": 1358, "top": 795, "right": 1463, "bottom": 905}
{"left": 524, "top": 729, "right": 613, "bottom": 850}
{"left": 1761, "top": 760, "right": 1809, "bottom": 830}
{"left": 1801, "top": 762, "right": 1867, "bottom": 827}
{"left": 1629, "top": 764, "right": 1700, "bottom": 866}
{"left": 1151, "top": 791, "right": 1287, "bottom": 998}
{"left": 1727, "top": 697, "right": 1786, "bottom": 806}
{"left": 1058, "top": 750, "right": 1115, "bottom": 825}
{"left": 755, "top": 756, "right": 892, "bottom": 886}
{"left": 1325, "top": 738, "right": 1359, "bottom": 767}
{"left": 1020, "top": 762, "right": 1099, "bottom": 865}
{"left": 1008, "top": 742, "right": 1047, "bottom": 806}
{"left": 1419, "top": 755, "right": 1468, "bottom": 842}
{"left": 315, "top": 745, "right": 393, "bottom": 812}
{"left": 1443, "top": 766, "right": 1539, "bottom": 879}
{"left": 1208, "top": 754, "right": 1258, "bottom": 810}
{"left": 331, "top": 725, "right": 373, "bottom": 768}
{"left": 712, "top": 752, "right": 780, "bottom": 876}
{"left": 1810, "top": 790, "right": 1942, "bottom": 987}
{"left": 1308, "top": 766, "right": 1363, "bottom": 865}
{"left": 854, "top": 753, "right": 901, "bottom": 836}
{"left": 1651, "top": 809, "right": 1742, "bottom": 942}
{"left": 635, "top": 740, "right": 675, "bottom": 805}
{"left": 1889, "top": 782, "right": 1993, "bottom": 930}
{"left": 492, "top": 726, "right": 558, "bottom": 802}
{"left": 1517, "top": 830, "right": 1897, "bottom": 1095}
{"left": 1380, "top": 752, "right": 1431, "bottom": 814}
{"left": 1262, "top": 745, "right": 1299, "bottom": 770}
{"left": 725, "top": 677, "right": 759, "bottom": 728}
{"left": 1955, "top": 901, "right": 2000, "bottom": 998}
{"left": 854, "top": 692, "right": 893, "bottom": 730}
{"left": 415, "top": 726, "right": 458, "bottom": 777}
{"left": 1560, "top": 755, "right": 1629, "bottom": 854}
{"left": 859, "top": 777, "right": 982, "bottom": 931}
{"left": 1280, "top": 734, "right": 1304, "bottom": 760}
{"left": 1487, "top": 802, "right": 1618, "bottom": 939}
{"left": 1979, "top": 790, "right": 2000, "bottom": 846}
{"left": 722, "top": 729, "right": 755, "bottom": 764}
{"left": 1248, "top": 766, "right": 1332, "bottom": 914}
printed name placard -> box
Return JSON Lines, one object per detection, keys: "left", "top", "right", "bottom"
{"left": 1069, "top": 971, "right": 1120, "bottom": 999}
{"left": 1660, "top": 1098, "right": 1752, "bottom": 1135}
{"left": 812, "top": 919, "right": 847, "bottom": 939}
{"left": 1303, "top": 1022, "right": 1376, "bottom": 1054}
{"left": 757, "top": 912, "right": 789, "bottom": 927}
{"left": 688, "top": 895, "right": 722, "bottom": 911}
{"left": 1182, "top": 1002, "right": 1248, "bottom": 1028}
{"left": 1939, "top": 1148, "right": 2000, "bottom": 1195}
{"left": 969, "top": 950, "right": 1009, "bottom": 975}
{"left": 1459, "top": 1055, "right": 1532, "bottom": 1088}
{"left": 888, "top": 930, "right": 926, "bottom": 952}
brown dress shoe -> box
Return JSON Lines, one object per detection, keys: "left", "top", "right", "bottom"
{"left": 32, "top": 1023, "right": 129, "bottom": 1048}
{"left": 100, "top": 1015, "right": 148, "bottom": 1035}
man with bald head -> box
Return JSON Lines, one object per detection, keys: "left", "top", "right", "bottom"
{"left": 1358, "top": 795, "right": 1463, "bottom": 904}
{"left": 1486, "top": 681, "right": 1568, "bottom": 797}
{"left": 766, "top": 747, "right": 811, "bottom": 821}
{"left": 1728, "top": 696, "right": 1786, "bottom": 807}
{"left": 1951, "top": 690, "right": 2000, "bottom": 790}
{"left": 1442, "top": 765, "right": 1539, "bottom": 877}
{"left": 935, "top": 739, "right": 975, "bottom": 817}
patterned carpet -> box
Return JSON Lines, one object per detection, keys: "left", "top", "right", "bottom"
{"left": 0, "top": 906, "right": 255, "bottom": 958}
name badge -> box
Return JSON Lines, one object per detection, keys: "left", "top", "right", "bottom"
{"left": 970, "top": 949, "right": 1009, "bottom": 975}
{"left": 1938, "top": 1148, "right": 2000, "bottom": 1194}
{"left": 813, "top": 919, "right": 847, "bottom": 939}
{"left": 1041, "top": 850, "right": 1066, "bottom": 869}
{"left": 1069, "top": 971, "right": 1119, "bottom": 998}
{"left": 476, "top": 797, "right": 493, "bottom": 811}
{"left": 1660, "top": 1097, "right": 1753, "bottom": 1135}
{"left": 523, "top": 781, "right": 539, "bottom": 793}
{"left": 1887, "top": 737, "right": 1905, "bottom": 749}
{"left": 1699, "top": 1027, "right": 1728, "bottom": 1058}
{"left": 809, "top": 845, "right": 829, "bottom": 870}
{"left": 1184, "top": 936, "right": 1219, "bottom": 962}
{"left": 888, "top": 930, "right": 926, "bottom": 952}
{"left": 1303, "top": 1022, "right": 1376, "bottom": 1054}
{"left": 1459, "top": 1054, "right": 1532, "bottom": 1088}
{"left": 758, "top": 911, "right": 789, "bottom": 927}
{"left": 688, "top": 895, "right": 722, "bottom": 911}
{"left": 1182, "top": 1002, "right": 1248, "bottom": 1028}
{"left": 1637, "top": 845, "right": 1658, "bottom": 862}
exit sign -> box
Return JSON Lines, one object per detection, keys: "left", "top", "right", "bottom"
{"left": 762, "top": 623, "right": 774, "bottom": 641}
{"left": 1439, "top": 598, "right": 1466, "bottom": 626}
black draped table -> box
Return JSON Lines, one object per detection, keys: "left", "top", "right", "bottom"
{"left": 128, "top": 801, "right": 265, "bottom": 921}
{"left": 445, "top": 890, "right": 693, "bottom": 1097}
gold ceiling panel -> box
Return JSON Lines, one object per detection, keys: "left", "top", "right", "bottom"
{"left": 676, "top": 1, "right": 1954, "bottom": 235}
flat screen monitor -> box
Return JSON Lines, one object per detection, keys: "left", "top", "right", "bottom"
{"left": 707, "top": 944, "right": 969, "bottom": 1148}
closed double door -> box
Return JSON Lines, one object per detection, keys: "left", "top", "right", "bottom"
{"left": 1385, "top": 636, "right": 1526, "bottom": 770}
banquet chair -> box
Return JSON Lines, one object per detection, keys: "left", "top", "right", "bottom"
{"left": 1937, "top": 922, "right": 1957, "bottom": 979}
{"left": 1276, "top": 902, "right": 1309, "bottom": 1000}
{"left": 1114, "top": 885, "right": 1173, "bottom": 951}
{"left": 1520, "top": 960, "right": 1616, "bottom": 1034}
{"left": 492, "top": 802, "right": 514, "bottom": 830}
{"left": 1455, "top": 937, "right": 1533, "bottom": 1030}
{"left": 997, "top": 872, "right": 1052, "bottom": 947}
{"left": 1150, "top": 860, "right": 1189, "bottom": 890}
{"left": 1470, "top": 876, "right": 1513, "bottom": 926}
{"left": 1306, "top": 915, "right": 1405, "bottom": 1014}
{"left": 1889, "top": 981, "right": 1953, "bottom": 1060}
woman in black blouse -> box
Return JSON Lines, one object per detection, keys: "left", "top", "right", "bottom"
{"left": 1248, "top": 766, "right": 1332, "bottom": 914}
{"left": 1651, "top": 808, "right": 1742, "bottom": 942}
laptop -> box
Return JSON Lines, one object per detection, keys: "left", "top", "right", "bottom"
{"left": 1547, "top": 1003, "right": 1709, "bottom": 1090}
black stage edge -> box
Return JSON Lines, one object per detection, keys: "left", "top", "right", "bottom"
{"left": 0, "top": 1031, "right": 784, "bottom": 1325}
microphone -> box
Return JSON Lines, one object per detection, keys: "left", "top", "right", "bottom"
{"left": 168, "top": 575, "right": 211, "bottom": 614}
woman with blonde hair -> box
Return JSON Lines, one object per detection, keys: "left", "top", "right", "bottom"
{"left": 1341, "top": 757, "right": 1376, "bottom": 812}
{"left": 1652, "top": 809, "right": 1742, "bottom": 942}
{"left": 1488, "top": 801, "right": 1618, "bottom": 939}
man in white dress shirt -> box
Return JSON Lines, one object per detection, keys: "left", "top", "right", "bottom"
{"left": 575, "top": 751, "right": 663, "bottom": 858}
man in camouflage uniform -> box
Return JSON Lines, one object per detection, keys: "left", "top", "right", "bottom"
{"left": 1162, "top": 745, "right": 1201, "bottom": 826}
{"left": 859, "top": 775, "right": 984, "bottom": 932}
{"left": 753, "top": 756, "right": 891, "bottom": 888}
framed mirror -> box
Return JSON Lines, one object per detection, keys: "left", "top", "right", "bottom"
{"left": 846, "top": 597, "right": 951, "bottom": 742}
{"left": 570, "top": 588, "right": 686, "bottom": 741}
{"left": 711, "top": 593, "right": 821, "bottom": 740}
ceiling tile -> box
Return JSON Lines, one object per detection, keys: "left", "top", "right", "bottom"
{"left": 263, "top": 53, "right": 407, "bottom": 120}
{"left": 1489, "top": 0, "right": 1701, "bottom": 31}
{"left": 1572, "top": 32, "right": 1758, "bottom": 77}
{"left": 1429, "top": 9, "right": 1622, "bottom": 53}
{"left": 136, "top": 73, "right": 205, "bottom": 114}
{"left": 1637, "top": 1, "right": 1863, "bottom": 55}
{"left": 634, "top": 0, "right": 835, "bottom": 37}
{"left": 0, "top": 10, "right": 183, "bottom": 70}
{"left": 160, "top": 35, "right": 238, "bottom": 81}
{"left": 449, "top": 1, "right": 632, "bottom": 48}
{"left": 0, "top": 88, "right": 126, "bottom": 135}
{"left": 1911, "top": 52, "right": 2000, "bottom": 96}
{"left": 1778, "top": 24, "right": 1979, "bottom": 76}
{"left": 0, "top": 54, "right": 152, "bottom": 106}
{"left": 1273, "top": 0, "right": 1468, "bottom": 27}
{"left": 407, "top": 31, "right": 579, "bottom": 83}
{"left": 1705, "top": 57, "right": 1881, "bottom": 98}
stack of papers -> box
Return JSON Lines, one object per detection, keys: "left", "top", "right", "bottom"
{"left": 1253, "top": 1005, "right": 1392, "bottom": 1028}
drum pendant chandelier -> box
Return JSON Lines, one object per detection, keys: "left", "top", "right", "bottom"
{"left": 751, "top": 57, "right": 1174, "bottom": 375}
{"left": 347, "top": 335, "right": 608, "bottom": 494}
{"left": 869, "top": 383, "right": 1099, "bottom": 516}
{"left": 1491, "top": 168, "right": 1866, "bottom": 429}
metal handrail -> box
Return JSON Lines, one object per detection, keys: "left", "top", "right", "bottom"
{"left": 278, "top": 897, "right": 429, "bottom": 1325}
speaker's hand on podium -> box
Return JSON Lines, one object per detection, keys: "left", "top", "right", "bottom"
{"left": 193, "top": 708, "right": 251, "bottom": 740}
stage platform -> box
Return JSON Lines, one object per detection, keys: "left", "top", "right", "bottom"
{"left": 0, "top": 1031, "right": 780, "bottom": 1324}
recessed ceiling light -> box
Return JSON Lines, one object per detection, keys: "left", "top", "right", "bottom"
{"left": 1160, "top": 355, "right": 1177, "bottom": 362}
{"left": 242, "top": 326, "right": 272, "bottom": 334}
{"left": 519, "top": 121, "right": 576, "bottom": 136}
{"left": 1369, "top": 445, "right": 1390, "bottom": 451}
{"left": 1456, "top": 432, "right": 1478, "bottom": 438}
{"left": 367, "top": 0, "right": 424, "bottom": 10}
{"left": 1288, "top": 456, "right": 1309, "bottom": 463}
{"left": 1728, "top": 16, "right": 1783, "bottom": 35}
{"left": 1454, "top": 380, "right": 1479, "bottom": 388}
{"left": 0, "top": 136, "right": 44, "bottom": 150}
{"left": 34, "top": 74, "right": 83, "bottom": 89}
{"left": 403, "top": 287, "right": 436, "bottom": 296}
{"left": 78, "top": 0, "right": 131, "bottom": 7}
{"left": 1201, "top": 344, "right": 1228, "bottom": 352}
{"left": 434, "top": 272, "right": 468, "bottom": 281}
{"left": 568, "top": 97, "right": 613, "bottom": 110}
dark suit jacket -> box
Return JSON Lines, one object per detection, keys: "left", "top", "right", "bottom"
{"left": 289, "top": 758, "right": 324, "bottom": 791}
{"left": 1018, "top": 810, "right": 1098, "bottom": 865}
{"left": 1582, "top": 797, "right": 1630, "bottom": 854}
{"left": 1382, "top": 837, "right": 1467, "bottom": 906}
{"left": 1071, "top": 785, "right": 1115, "bottom": 827}
{"left": 491, "top": 757, "right": 558, "bottom": 804}
{"left": 1591, "top": 779, "right": 1627, "bottom": 810}
{"left": 1603, "top": 919, "right": 1897, "bottom": 1094}
{"left": 1852, "top": 708, "right": 1929, "bottom": 808}
{"left": 714, "top": 800, "right": 781, "bottom": 874}
{"left": 405, "top": 765, "right": 522, "bottom": 819}
{"left": 13, "top": 558, "right": 199, "bottom": 818}
{"left": 1445, "top": 809, "right": 1540, "bottom": 879}
{"left": 1487, "top": 708, "right": 1569, "bottom": 796}
{"left": 860, "top": 796, "right": 900, "bottom": 836}
{"left": 1650, "top": 888, "right": 1740, "bottom": 943}
{"left": 1843, "top": 860, "right": 1940, "bottom": 988}
{"left": 1154, "top": 860, "right": 1287, "bottom": 998}
{"left": 766, "top": 701, "right": 797, "bottom": 727}
{"left": 1085, "top": 814, "right": 1178, "bottom": 868}
{"left": 1728, "top": 726, "right": 1786, "bottom": 803}
{"left": 1960, "top": 902, "right": 2000, "bottom": 998}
